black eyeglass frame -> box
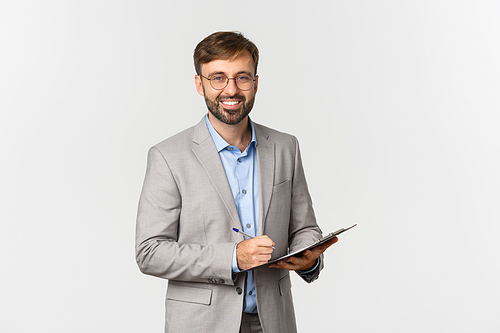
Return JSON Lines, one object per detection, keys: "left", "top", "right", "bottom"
{"left": 200, "top": 74, "right": 256, "bottom": 91}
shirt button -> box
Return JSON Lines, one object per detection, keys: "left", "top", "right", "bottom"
{"left": 249, "top": 291, "right": 253, "bottom": 295}
{"left": 236, "top": 287, "right": 242, "bottom": 295}
{"left": 246, "top": 224, "right": 251, "bottom": 228}
{"left": 238, "top": 158, "right": 242, "bottom": 162}
{"left": 242, "top": 190, "right": 247, "bottom": 194}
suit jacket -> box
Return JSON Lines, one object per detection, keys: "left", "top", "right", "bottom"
{"left": 136, "top": 117, "right": 323, "bottom": 333}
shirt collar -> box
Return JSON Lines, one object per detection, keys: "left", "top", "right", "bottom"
{"left": 205, "top": 114, "right": 257, "bottom": 153}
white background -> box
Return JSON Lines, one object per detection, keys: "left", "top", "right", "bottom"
{"left": 1, "top": 1, "right": 499, "bottom": 332}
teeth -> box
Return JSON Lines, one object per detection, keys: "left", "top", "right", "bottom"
{"left": 222, "top": 101, "right": 239, "bottom": 106}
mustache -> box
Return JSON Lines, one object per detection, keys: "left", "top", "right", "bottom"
{"left": 216, "top": 94, "right": 246, "bottom": 102}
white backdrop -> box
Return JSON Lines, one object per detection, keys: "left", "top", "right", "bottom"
{"left": 1, "top": 1, "right": 499, "bottom": 332}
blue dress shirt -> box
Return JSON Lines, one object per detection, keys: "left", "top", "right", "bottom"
{"left": 205, "top": 115, "right": 259, "bottom": 313}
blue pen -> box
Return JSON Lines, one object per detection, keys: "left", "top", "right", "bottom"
{"left": 232, "top": 228, "right": 276, "bottom": 249}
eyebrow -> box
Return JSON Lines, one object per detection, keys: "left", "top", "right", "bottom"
{"left": 206, "top": 70, "right": 253, "bottom": 77}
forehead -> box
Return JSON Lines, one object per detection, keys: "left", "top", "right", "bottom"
{"left": 201, "top": 50, "right": 255, "bottom": 76}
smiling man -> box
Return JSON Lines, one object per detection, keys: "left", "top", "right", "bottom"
{"left": 136, "top": 31, "right": 337, "bottom": 333}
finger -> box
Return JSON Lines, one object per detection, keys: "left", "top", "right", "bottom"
{"left": 259, "top": 252, "right": 273, "bottom": 259}
{"left": 253, "top": 236, "right": 275, "bottom": 247}
{"left": 258, "top": 236, "right": 276, "bottom": 247}
{"left": 253, "top": 242, "right": 274, "bottom": 253}
{"left": 286, "top": 255, "right": 312, "bottom": 268}
{"left": 268, "top": 260, "right": 296, "bottom": 271}
{"left": 300, "top": 250, "right": 318, "bottom": 261}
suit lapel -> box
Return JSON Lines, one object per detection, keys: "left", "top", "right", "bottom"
{"left": 191, "top": 118, "right": 241, "bottom": 229}
{"left": 254, "top": 123, "right": 275, "bottom": 236}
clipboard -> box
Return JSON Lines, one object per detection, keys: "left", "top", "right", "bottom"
{"left": 242, "top": 224, "right": 357, "bottom": 271}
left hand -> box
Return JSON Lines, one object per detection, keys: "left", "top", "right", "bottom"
{"left": 268, "top": 237, "right": 338, "bottom": 271}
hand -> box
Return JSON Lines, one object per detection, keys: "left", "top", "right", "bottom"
{"left": 268, "top": 237, "right": 338, "bottom": 271}
{"left": 236, "top": 236, "right": 275, "bottom": 270}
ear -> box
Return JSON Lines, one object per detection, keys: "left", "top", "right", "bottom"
{"left": 195, "top": 75, "right": 204, "bottom": 96}
{"left": 253, "top": 75, "right": 259, "bottom": 94}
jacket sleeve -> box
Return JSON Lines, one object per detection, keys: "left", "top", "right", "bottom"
{"left": 135, "top": 147, "right": 235, "bottom": 285}
{"left": 288, "top": 136, "right": 324, "bottom": 283}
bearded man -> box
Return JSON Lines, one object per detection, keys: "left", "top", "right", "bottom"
{"left": 136, "top": 31, "right": 337, "bottom": 333}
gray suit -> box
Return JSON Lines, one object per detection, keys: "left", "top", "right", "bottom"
{"left": 136, "top": 117, "right": 323, "bottom": 332}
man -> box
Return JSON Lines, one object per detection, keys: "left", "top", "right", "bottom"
{"left": 136, "top": 31, "right": 337, "bottom": 333}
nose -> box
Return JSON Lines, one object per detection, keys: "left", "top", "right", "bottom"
{"left": 223, "top": 78, "right": 240, "bottom": 95}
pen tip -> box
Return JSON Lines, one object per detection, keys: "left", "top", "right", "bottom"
{"left": 232, "top": 228, "right": 239, "bottom": 232}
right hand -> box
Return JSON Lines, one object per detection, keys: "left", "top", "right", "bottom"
{"left": 236, "top": 236, "right": 275, "bottom": 270}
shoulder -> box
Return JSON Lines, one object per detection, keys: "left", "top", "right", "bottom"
{"left": 153, "top": 125, "right": 196, "bottom": 153}
{"left": 151, "top": 116, "right": 210, "bottom": 155}
{"left": 146, "top": 117, "right": 211, "bottom": 166}
{"left": 253, "top": 122, "right": 298, "bottom": 148}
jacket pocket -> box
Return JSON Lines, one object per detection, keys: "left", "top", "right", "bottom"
{"left": 278, "top": 274, "right": 292, "bottom": 296}
{"left": 166, "top": 283, "right": 213, "bottom": 305}
{"left": 273, "top": 179, "right": 290, "bottom": 193}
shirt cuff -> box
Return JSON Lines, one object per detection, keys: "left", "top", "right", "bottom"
{"left": 232, "top": 243, "right": 241, "bottom": 273}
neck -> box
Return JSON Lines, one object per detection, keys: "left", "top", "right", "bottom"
{"left": 208, "top": 114, "right": 252, "bottom": 152}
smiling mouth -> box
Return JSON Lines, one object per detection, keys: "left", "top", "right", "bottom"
{"left": 221, "top": 100, "right": 241, "bottom": 106}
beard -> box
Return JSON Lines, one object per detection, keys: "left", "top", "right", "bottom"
{"left": 203, "top": 90, "right": 255, "bottom": 125}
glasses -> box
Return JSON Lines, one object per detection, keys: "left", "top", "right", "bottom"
{"left": 200, "top": 74, "right": 256, "bottom": 91}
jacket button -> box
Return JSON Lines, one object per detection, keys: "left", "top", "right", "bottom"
{"left": 218, "top": 279, "right": 225, "bottom": 284}
{"left": 236, "top": 287, "right": 242, "bottom": 295}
